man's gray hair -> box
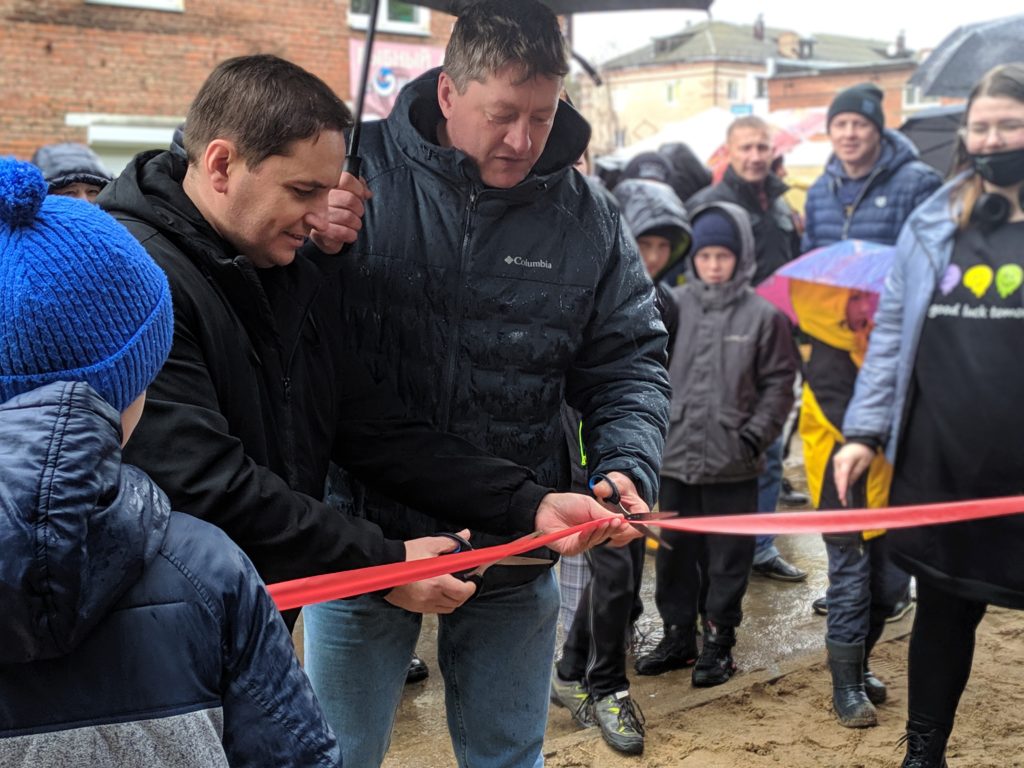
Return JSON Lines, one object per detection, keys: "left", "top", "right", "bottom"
{"left": 444, "top": 0, "right": 569, "bottom": 92}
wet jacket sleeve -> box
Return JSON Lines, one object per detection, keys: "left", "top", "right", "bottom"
{"left": 842, "top": 227, "right": 909, "bottom": 444}
{"left": 124, "top": 313, "right": 407, "bottom": 583}
{"left": 331, "top": 342, "right": 550, "bottom": 537}
{"left": 566, "top": 215, "right": 672, "bottom": 506}
{"left": 217, "top": 542, "right": 341, "bottom": 767}
{"left": 741, "top": 307, "right": 798, "bottom": 453}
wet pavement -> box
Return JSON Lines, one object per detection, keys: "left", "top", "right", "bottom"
{"left": 376, "top": 457, "right": 873, "bottom": 767}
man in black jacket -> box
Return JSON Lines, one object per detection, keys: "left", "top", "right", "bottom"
{"left": 301, "top": 3, "right": 671, "bottom": 766}
{"left": 97, "top": 56, "right": 633, "bottom": 623}
{"left": 687, "top": 116, "right": 806, "bottom": 585}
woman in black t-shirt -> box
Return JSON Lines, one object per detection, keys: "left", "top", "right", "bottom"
{"left": 833, "top": 64, "right": 1024, "bottom": 768}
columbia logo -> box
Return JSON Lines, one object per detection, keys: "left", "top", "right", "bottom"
{"left": 504, "top": 255, "right": 553, "bottom": 270}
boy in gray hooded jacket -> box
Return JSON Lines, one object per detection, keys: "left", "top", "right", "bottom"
{"left": 635, "top": 202, "right": 798, "bottom": 686}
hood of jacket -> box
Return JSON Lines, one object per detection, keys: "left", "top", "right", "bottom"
{"left": 614, "top": 178, "right": 692, "bottom": 281}
{"left": 387, "top": 67, "right": 591, "bottom": 197}
{"left": 0, "top": 382, "right": 170, "bottom": 664}
{"left": 824, "top": 128, "right": 922, "bottom": 184}
{"left": 683, "top": 200, "right": 757, "bottom": 308}
{"left": 99, "top": 149, "right": 234, "bottom": 267}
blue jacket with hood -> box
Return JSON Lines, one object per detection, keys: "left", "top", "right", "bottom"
{"left": 0, "top": 382, "right": 339, "bottom": 767}
{"left": 802, "top": 129, "right": 942, "bottom": 251}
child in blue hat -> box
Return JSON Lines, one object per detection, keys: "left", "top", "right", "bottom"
{"left": 0, "top": 158, "right": 340, "bottom": 767}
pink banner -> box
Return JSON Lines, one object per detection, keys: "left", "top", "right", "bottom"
{"left": 349, "top": 38, "right": 445, "bottom": 119}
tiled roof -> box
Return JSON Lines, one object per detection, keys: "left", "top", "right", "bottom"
{"left": 601, "top": 20, "right": 911, "bottom": 71}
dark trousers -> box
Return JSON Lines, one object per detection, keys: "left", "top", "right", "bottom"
{"left": 558, "top": 538, "right": 645, "bottom": 699}
{"left": 907, "top": 579, "right": 987, "bottom": 735}
{"left": 654, "top": 477, "right": 758, "bottom": 630}
{"left": 820, "top": 443, "right": 910, "bottom": 645}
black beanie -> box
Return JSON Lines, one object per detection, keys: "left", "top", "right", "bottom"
{"left": 827, "top": 83, "right": 884, "bottom": 133}
{"left": 690, "top": 209, "right": 740, "bottom": 257}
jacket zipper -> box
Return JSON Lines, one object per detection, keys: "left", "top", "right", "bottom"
{"left": 840, "top": 165, "right": 886, "bottom": 240}
{"left": 439, "top": 188, "right": 478, "bottom": 431}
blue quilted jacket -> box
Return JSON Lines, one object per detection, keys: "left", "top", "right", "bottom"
{"left": 0, "top": 383, "right": 339, "bottom": 767}
{"left": 802, "top": 129, "right": 942, "bottom": 251}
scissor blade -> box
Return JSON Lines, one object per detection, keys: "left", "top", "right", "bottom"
{"left": 626, "top": 511, "right": 679, "bottom": 522}
{"left": 492, "top": 555, "right": 554, "bottom": 567}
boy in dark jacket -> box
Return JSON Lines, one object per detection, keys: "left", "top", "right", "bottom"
{"left": 635, "top": 202, "right": 798, "bottom": 686}
{"left": 551, "top": 178, "right": 690, "bottom": 756}
{"left": 0, "top": 159, "right": 339, "bottom": 766}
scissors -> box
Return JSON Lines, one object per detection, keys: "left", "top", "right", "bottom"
{"left": 437, "top": 532, "right": 551, "bottom": 593}
{"left": 588, "top": 472, "right": 677, "bottom": 550}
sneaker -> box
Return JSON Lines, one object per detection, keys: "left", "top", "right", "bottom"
{"left": 812, "top": 595, "right": 828, "bottom": 615}
{"left": 592, "top": 691, "right": 645, "bottom": 755}
{"left": 692, "top": 622, "right": 736, "bottom": 688}
{"left": 550, "top": 670, "right": 595, "bottom": 728}
{"left": 752, "top": 554, "right": 808, "bottom": 582}
{"left": 634, "top": 625, "right": 698, "bottom": 676}
{"left": 405, "top": 655, "right": 429, "bottom": 685}
{"left": 887, "top": 593, "right": 915, "bottom": 623}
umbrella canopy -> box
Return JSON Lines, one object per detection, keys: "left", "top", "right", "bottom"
{"left": 414, "top": 0, "right": 712, "bottom": 13}
{"left": 899, "top": 103, "right": 965, "bottom": 176}
{"left": 757, "top": 240, "right": 895, "bottom": 325}
{"left": 909, "top": 13, "right": 1024, "bottom": 98}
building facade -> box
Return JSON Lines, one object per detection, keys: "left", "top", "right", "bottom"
{"left": 1, "top": 0, "right": 452, "bottom": 169}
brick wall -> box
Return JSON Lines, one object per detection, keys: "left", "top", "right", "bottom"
{"left": 0, "top": 0, "right": 453, "bottom": 159}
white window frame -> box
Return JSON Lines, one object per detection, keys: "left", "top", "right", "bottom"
{"left": 903, "top": 84, "right": 940, "bottom": 110}
{"left": 348, "top": 1, "right": 430, "bottom": 37}
{"left": 86, "top": 0, "right": 184, "bottom": 11}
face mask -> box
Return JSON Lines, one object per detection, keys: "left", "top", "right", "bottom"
{"left": 971, "top": 147, "right": 1024, "bottom": 188}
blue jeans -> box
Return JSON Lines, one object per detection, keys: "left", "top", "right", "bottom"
{"left": 753, "top": 436, "right": 783, "bottom": 565}
{"left": 303, "top": 570, "right": 560, "bottom": 768}
{"left": 825, "top": 534, "right": 907, "bottom": 644}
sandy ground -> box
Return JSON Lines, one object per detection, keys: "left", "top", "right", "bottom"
{"left": 294, "top": 441, "right": 1024, "bottom": 767}
{"left": 543, "top": 607, "right": 1024, "bottom": 768}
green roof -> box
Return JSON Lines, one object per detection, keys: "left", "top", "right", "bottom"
{"left": 600, "top": 20, "right": 911, "bottom": 71}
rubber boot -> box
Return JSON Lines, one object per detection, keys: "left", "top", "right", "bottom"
{"left": 900, "top": 719, "right": 949, "bottom": 768}
{"left": 826, "top": 639, "right": 877, "bottom": 727}
{"left": 863, "top": 621, "right": 887, "bottom": 705}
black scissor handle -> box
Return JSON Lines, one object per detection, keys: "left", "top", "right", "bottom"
{"left": 588, "top": 472, "right": 622, "bottom": 506}
{"left": 436, "top": 532, "right": 482, "bottom": 590}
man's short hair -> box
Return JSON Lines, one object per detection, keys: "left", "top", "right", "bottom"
{"left": 727, "top": 116, "right": 771, "bottom": 141}
{"left": 184, "top": 54, "right": 353, "bottom": 168}
{"left": 443, "top": 0, "right": 569, "bottom": 92}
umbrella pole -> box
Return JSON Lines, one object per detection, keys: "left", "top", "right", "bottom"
{"left": 344, "top": 0, "right": 382, "bottom": 177}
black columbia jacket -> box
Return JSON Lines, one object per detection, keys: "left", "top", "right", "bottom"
{"left": 312, "top": 68, "right": 671, "bottom": 587}
{"left": 98, "top": 151, "right": 551, "bottom": 587}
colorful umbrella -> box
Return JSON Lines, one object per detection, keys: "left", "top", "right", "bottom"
{"left": 757, "top": 239, "right": 896, "bottom": 325}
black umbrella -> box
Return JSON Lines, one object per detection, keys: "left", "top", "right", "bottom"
{"left": 345, "top": 0, "right": 714, "bottom": 173}
{"left": 899, "top": 103, "right": 965, "bottom": 177}
{"left": 909, "top": 13, "right": 1024, "bottom": 99}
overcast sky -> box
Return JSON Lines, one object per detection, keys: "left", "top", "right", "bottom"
{"left": 571, "top": 2, "right": 1024, "bottom": 64}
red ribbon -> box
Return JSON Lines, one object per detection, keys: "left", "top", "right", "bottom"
{"left": 267, "top": 496, "right": 1024, "bottom": 611}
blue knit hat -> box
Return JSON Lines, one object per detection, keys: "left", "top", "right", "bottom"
{"left": 690, "top": 209, "right": 741, "bottom": 257}
{"left": 0, "top": 158, "right": 173, "bottom": 411}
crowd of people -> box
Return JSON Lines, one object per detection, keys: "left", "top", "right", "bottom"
{"left": 1, "top": 2, "right": 1022, "bottom": 767}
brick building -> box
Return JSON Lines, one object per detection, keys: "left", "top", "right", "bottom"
{"left": 1, "top": 0, "right": 454, "bottom": 170}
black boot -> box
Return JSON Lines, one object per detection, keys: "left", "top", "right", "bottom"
{"left": 826, "top": 639, "right": 877, "bottom": 727}
{"left": 899, "top": 719, "right": 949, "bottom": 768}
{"left": 863, "top": 622, "right": 887, "bottom": 705}
{"left": 692, "top": 621, "right": 736, "bottom": 687}
{"left": 635, "top": 624, "right": 698, "bottom": 676}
